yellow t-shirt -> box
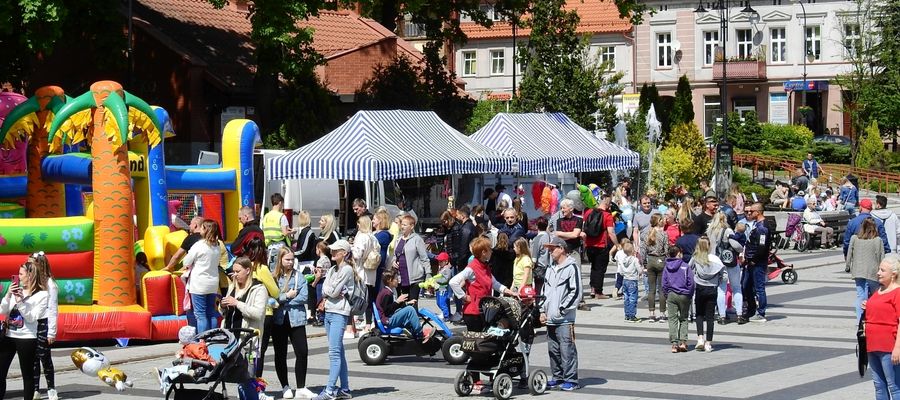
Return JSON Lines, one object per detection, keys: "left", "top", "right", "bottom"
{"left": 512, "top": 254, "right": 534, "bottom": 289}
{"left": 253, "top": 262, "right": 280, "bottom": 316}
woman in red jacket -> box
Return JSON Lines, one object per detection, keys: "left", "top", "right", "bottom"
{"left": 866, "top": 255, "right": 900, "bottom": 400}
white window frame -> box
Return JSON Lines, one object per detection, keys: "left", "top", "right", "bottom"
{"left": 703, "top": 30, "right": 719, "bottom": 66}
{"left": 736, "top": 29, "right": 753, "bottom": 59}
{"left": 844, "top": 23, "right": 861, "bottom": 59}
{"left": 462, "top": 51, "right": 477, "bottom": 77}
{"left": 656, "top": 32, "right": 673, "bottom": 68}
{"left": 490, "top": 49, "right": 505, "bottom": 75}
{"left": 806, "top": 25, "right": 821, "bottom": 61}
{"left": 770, "top": 27, "right": 786, "bottom": 63}
{"left": 599, "top": 46, "right": 616, "bottom": 70}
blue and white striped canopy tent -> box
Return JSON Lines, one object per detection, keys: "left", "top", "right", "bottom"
{"left": 265, "top": 110, "right": 517, "bottom": 181}
{"left": 471, "top": 112, "right": 639, "bottom": 174}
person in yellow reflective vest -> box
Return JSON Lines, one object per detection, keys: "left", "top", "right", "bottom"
{"left": 263, "top": 193, "right": 296, "bottom": 272}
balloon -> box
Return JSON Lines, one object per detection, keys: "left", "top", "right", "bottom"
{"left": 71, "top": 347, "right": 133, "bottom": 391}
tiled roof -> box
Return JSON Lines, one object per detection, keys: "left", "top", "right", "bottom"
{"left": 133, "top": 1, "right": 422, "bottom": 93}
{"left": 460, "top": 1, "right": 631, "bottom": 40}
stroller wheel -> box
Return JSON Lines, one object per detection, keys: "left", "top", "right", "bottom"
{"left": 782, "top": 269, "right": 798, "bottom": 284}
{"left": 493, "top": 373, "right": 514, "bottom": 400}
{"left": 796, "top": 232, "right": 810, "bottom": 252}
{"left": 358, "top": 336, "right": 388, "bottom": 365}
{"left": 443, "top": 336, "right": 469, "bottom": 365}
{"left": 528, "top": 369, "right": 548, "bottom": 395}
{"left": 454, "top": 370, "right": 474, "bottom": 397}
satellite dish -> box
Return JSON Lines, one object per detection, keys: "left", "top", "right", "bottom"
{"left": 752, "top": 31, "right": 763, "bottom": 46}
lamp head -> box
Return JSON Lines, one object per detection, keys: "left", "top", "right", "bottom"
{"left": 694, "top": 1, "right": 708, "bottom": 13}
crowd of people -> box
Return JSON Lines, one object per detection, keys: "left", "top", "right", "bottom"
{"left": 9, "top": 155, "right": 900, "bottom": 399}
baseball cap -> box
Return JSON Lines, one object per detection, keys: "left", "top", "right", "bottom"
{"left": 860, "top": 198, "right": 873, "bottom": 210}
{"left": 328, "top": 239, "right": 351, "bottom": 253}
{"left": 543, "top": 236, "right": 573, "bottom": 252}
{"left": 435, "top": 252, "right": 450, "bottom": 262}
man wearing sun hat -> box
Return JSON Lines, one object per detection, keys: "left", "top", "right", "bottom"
{"left": 540, "top": 236, "right": 582, "bottom": 391}
{"left": 843, "top": 198, "right": 891, "bottom": 258}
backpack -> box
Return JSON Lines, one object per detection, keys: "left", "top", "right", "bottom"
{"left": 363, "top": 234, "right": 382, "bottom": 270}
{"left": 583, "top": 208, "right": 605, "bottom": 237}
{"left": 347, "top": 272, "right": 368, "bottom": 316}
{"left": 716, "top": 228, "right": 737, "bottom": 267}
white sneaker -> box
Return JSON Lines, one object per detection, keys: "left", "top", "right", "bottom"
{"left": 343, "top": 331, "right": 357, "bottom": 340}
{"left": 695, "top": 338, "right": 705, "bottom": 351}
{"left": 295, "top": 387, "right": 316, "bottom": 399}
{"left": 48, "top": 389, "right": 58, "bottom": 400}
{"left": 283, "top": 387, "right": 295, "bottom": 399}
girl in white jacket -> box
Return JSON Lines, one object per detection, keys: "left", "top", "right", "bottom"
{"left": 0, "top": 260, "right": 50, "bottom": 400}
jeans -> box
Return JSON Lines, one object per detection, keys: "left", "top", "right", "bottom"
{"left": 743, "top": 264, "right": 767, "bottom": 317}
{"left": 191, "top": 293, "right": 219, "bottom": 334}
{"left": 547, "top": 324, "right": 578, "bottom": 384}
{"left": 323, "top": 312, "right": 349, "bottom": 395}
{"left": 388, "top": 306, "right": 422, "bottom": 337}
{"left": 717, "top": 266, "right": 743, "bottom": 319}
{"left": 666, "top": 293, "right": 691, "bottom": 343}
{"left": 623, "top": 279, "right": 638, "bottom": 318}
{"left": 870, "top": 351, "right": 900, "bottom": 400}
{"left": 856, "top": 278, "right": 879, "bottom": 321}
{"left": 436, "top": 287, "right": 452, "bottom": 319}
{"left": 615, "top": 273, "right": 624, "bottom": 293}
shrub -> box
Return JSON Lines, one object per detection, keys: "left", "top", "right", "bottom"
{"left": 732, "top": 170, "right": 769, "bottom": 201}
{"left": 810, "top": 142, "right": 851, "bottom": 164}
{"left": 652, "top": 122, "right": 711, "bottom": 191}
{"left": 760, "top": 123, "right": 813, "bottom": 150}
{"left": 857, "top": 121, "right": 887, "bottom": 169}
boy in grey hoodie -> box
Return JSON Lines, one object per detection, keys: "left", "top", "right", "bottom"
{"left": 540, "top": 236, "right": 582, "bottom": 391}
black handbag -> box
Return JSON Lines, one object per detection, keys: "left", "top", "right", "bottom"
{"left": 857, "top": 311, "right": 868, "bottom": 377}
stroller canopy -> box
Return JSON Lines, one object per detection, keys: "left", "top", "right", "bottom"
{"left": 479, "top": 296, "right": 523, "bottom": 331}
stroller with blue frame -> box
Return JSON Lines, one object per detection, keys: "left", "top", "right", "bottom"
{"left": 160, "top": 328, "right": 259, "bottom": 400}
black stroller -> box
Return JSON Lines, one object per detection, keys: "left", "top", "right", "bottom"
{"left": 453, "top": 296, "right": 548, "bottom": 400}
{"left": 162, "top": 328, "right": 259, "bottom": 400}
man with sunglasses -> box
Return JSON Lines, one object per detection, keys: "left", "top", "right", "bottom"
{"left": 742, "top": 203, "right": 770, "bottom": 323}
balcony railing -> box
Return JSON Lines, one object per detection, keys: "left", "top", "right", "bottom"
{"left": 712, "top": 60, "right": 766, "bottom": 81}
{"left": 401, "top": 22, "right": 426, "bottom": 38}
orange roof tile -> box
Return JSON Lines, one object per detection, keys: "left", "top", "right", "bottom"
{"left": 133, "top": 1, "right": 422, "bottom": 93}
{"left": 460, "top": 1, "right": 631, "bottom": 40}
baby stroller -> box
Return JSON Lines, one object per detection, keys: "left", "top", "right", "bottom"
{"left": 162, "top": 328, "right": 259, "bottom": 400}
{"left": 783, "top": 213, "right": 811, "bottom": 252}
{"left": 767, "top": 247, "right": 798, "bottom": 284}
{"left": 453, "top": 296, "right": 548, "bottom": 400}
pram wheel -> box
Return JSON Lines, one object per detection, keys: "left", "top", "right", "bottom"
{"left": 528, "top": 369, "right": 548, "bottom": 395}
{"left": 454, "top": 371, "right": 474, "bottom": 397}
{"left": 781, "top": 269, "right": 798, "bottom": 284}
{"left": 443, "top": 336, "right": 469, "bottom": 365}
{"left": 358, "top": 336, "right": 388, "bottom": 365}
{"left": 796, "top": 232, "right": 810, "bottom": 252}
{"left": 493, "top": 373, "right": 513, "bottom": 400}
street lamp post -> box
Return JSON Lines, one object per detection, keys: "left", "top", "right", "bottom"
{"left": 695, "top": 0, "right": 757, "bottom": 200}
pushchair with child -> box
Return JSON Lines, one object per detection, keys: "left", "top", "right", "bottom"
{"left": 453, "top": 295, "right": 548, "bottom": 400}
{"left": 160, "top": 328, "right": 259, "bottom": 400}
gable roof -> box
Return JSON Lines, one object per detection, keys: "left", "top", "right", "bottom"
{"left": 132, "top": 1, "right": 422, "bottom": 94}
{"left": 460, "top": 1, "right": 632, "bottom": 40}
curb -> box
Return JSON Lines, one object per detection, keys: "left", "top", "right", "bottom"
{"left": 9, "top": 332, "right": 329, "bottom": 379}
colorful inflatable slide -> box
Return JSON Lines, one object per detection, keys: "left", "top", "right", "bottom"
{"left": 0, "top": 81, "right": 260, "bottom": 341}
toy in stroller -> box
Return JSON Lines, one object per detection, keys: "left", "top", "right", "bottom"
{"left": 767, "top": 247, "right": 798, "bottom": 284}
{"left": 454, "top": 296, "right": 548, "bottom": 400}
{"left": 358, "top": 304, "right": 466, "bottom": 365}
{"left": 160, "top": 328, "right": 259, "bottom": 400}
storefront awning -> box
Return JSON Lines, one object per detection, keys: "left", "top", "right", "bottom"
{"left": 783, "top": 80, "right": 829, "bottom": 92}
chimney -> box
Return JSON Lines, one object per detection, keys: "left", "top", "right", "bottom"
{"left": 232, "top": 0, "right": 249, "bottom": 12}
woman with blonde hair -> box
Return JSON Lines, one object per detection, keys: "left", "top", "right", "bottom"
{"left": 318, "top": 240, "right": 355, "bottom": 400}
{"left": 351, "top": 215, "right": 375, "bottom": 334}
{"left": 220, "top": 257, "right": 267, "bottom": 400}
{"left": 642, "top": 214, "right": 668, "bottom": 321}
{"left": 390, "top": 215, "right": 429, "bottom": 307}
{"left": 183, "top": 219, "right": 222, "bottom": 334}
{"left": 707, "top": 212, "right": 744, "bottom": 324}
{"left": 271, "top": 247, "right": 314, "bottom": 399}
{"left": 28, "top": 252, "right": 59, "bottom": 400}
{"left": 849, "top": 218, "right": 885, "bottom": 320}
{"left": 690, "top": 237, "right": 725, "bottom": 352}
{"left": 729, "top": 184, "right": 746, "bottom": 221}
{"left": 318, "top": 214, "right": 340, "bottom": 245}
{"left": 864, "top": 255, "right": 900, "bottom": 399}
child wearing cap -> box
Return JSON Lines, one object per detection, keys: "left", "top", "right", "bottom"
{"left": 434, "top": 252, "right": 454, "bottom": 320}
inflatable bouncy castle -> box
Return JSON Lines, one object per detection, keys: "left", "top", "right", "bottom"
{"left": 0, "top": 81, "right": 260, "bottom": 341}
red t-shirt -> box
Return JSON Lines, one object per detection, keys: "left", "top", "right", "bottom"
{"left": 665, "top": 223, "right": 681, "bottom": 246}
{"left": 866, "top": 287, "right": 900, "bottom": 352}
{"left": 583, "top": 208, "right": 613, "bottom": 249}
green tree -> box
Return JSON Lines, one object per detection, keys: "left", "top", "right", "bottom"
{"left": 857, "top": 121, "right": 887, "bottom": 169}
{"left": 267, "top": 72, "right": 340, "bottom": 149}
{"left": 652, "top": 122, "right": 711, "bottom": 191}
{"left": 513, "top": 0, "right": 624, "bottom": 131}
{"left": 670, "top": 75, "right": 694, "bottom": 126}
{"left": 466, "top": 99, "right": 505, "bottom": 134}
{"left": 356, "top": 55, "right": 429, "bottom": 110}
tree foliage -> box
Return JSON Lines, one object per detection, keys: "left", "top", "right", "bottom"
{"left": 513, "top": 0, "right": 624, "bottom": 131}
{"left": 265, "top": 72, "right": 340, "bottom": 149}
{"left": 466, "top": 99, "right": 505, "bottom": 134}
{"left": 670, "top": 75, "right": 694, "bottom": 126}
{"left": 652, "top": 122, "right": 711, "bottom": 192}
{"left": 857, "top": 120, "right": 887, "bottom": 169}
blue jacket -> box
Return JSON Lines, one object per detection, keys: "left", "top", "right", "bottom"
{"left": 840, "top": 186, "right": 859, "bottom": 205}
{"left": 498, "top": 222, "right": 527, "bottom": 249}
{"left": 273, "top": 270, "right": 308, "bottom": 327}
{"left": 745, "top": 220, "right": 770, "bottom": 265}
{"left": 843, "top": 212, "right": 891, "bottom": 256}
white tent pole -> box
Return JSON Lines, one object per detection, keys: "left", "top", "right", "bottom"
{"left": 364, "top": 180, "right": 371, "bottom": 212}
